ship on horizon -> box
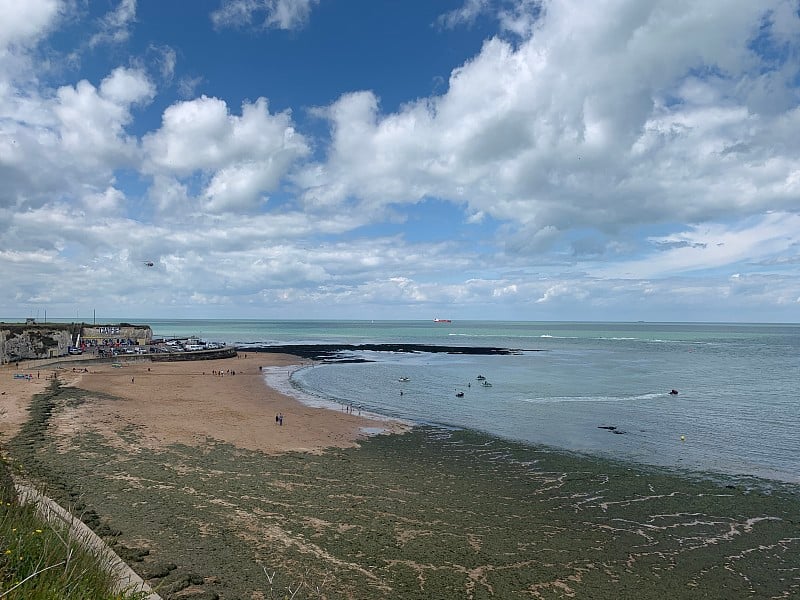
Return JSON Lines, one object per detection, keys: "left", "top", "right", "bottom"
{"left": 433, "top": 318, "right": 452, "bottom": 323}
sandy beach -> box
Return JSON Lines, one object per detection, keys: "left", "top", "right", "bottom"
{"left": 0, "top": 363, "right": 69, "bottom": 440}
{"left": 2, "top": 353, "right": 406, "bottom": 455}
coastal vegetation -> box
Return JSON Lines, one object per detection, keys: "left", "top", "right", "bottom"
{"left": 0, "top": 450, "right": 144, "bottom": 599}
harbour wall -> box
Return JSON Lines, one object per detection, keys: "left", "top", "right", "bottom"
{"left": 150, "top": 347, "right": 237, "bottom": 361}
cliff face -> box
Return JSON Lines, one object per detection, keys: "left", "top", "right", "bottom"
{"left": 0, "top": 327, "right": 72, "bottom": 363}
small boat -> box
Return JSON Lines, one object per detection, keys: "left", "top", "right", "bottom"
{"left": 398, "top": 377, "right": 410, "bottom": 382}
{"left": 455, "top": 391, "right": 464, "bottom": 397}
{"left": 480, "top": 380, "right": 492, "bottom": 387}
{"left": 476, "top": 375, "right": 486, "bottom": 380}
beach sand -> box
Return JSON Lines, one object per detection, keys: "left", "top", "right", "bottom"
{"left": 2, "top": 354, "right": 406, "bottom": 454}
{"left": 1, "top": 365, "right": 78, "bottom": 440}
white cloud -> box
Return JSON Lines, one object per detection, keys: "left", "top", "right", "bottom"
{"left": 144, "top": 96, "right": 298, "bottom": 173}
{"left": 82, "top": 186, "right": 126, "bottom": 215}
{"left": 437, "top": 0, "right": 543, "bottom": 37}
{"left": 98, "top": 66, "right": 154, "bottom": 105}
{"left": 211, "top": 0, "right": 318, "bottom": 31}
{"left": 204, "top": 161, "right": 282, "bottom": 212}
{"left": 302, "top": 0, "right": 800, "bottom": 241}
{"left": 177, "top": 75, "right": 204, "bottom": 98}
{"left": 1, "top": 67, "right": 154, "bottom": 210}
{"left": 143, "top": 96, "right": 310, "bottom": 212}
{"left": 437, "top": 0, "right": 490, "bottom": 29}
{"left": 0, "top": 0, "right": 61, "bottom": 50}
{"left": 53, "top": 68, "right": 153, "bottom": 166}
{"left": 89, "top": 0, "right": 137, "bottom": 47}
{"left": 149, "top": 44, "right": 177, "bottom": 82}
{"left": 598, "top": 213, "right": 800, "bottom": 279}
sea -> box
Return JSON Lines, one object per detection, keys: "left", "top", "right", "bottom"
{"left": 143, "top": 319, "right": 800, "bottom": 484}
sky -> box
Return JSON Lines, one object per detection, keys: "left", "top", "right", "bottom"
{"left": 1, "top": 0, "right": 799, "bottom": 323}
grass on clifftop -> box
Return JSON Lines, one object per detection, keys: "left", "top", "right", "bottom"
{"left": 1, "top": 428, "right": 145, "bottom": 599}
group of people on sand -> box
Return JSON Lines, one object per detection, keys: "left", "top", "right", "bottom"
{"left": 275, "top": 413, "right": 284, "bottom": 426}
{"left": 211, "top": 369, "right": 236, "bottom": 376}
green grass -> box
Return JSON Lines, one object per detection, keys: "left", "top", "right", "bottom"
{"left": 0, "top": 457, "right": 145, "bottom": 599}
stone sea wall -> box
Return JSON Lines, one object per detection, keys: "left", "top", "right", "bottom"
{"left": 150, "top": 347, "right": 237, "bottom": 361}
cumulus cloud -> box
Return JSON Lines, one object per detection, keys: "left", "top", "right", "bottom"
{"left": 0, "top": 0, "right": 61, "bottom": 50}
{"left": 1, "top": 66, "right": 154, "bottom": 210}
{"left": 54, "top": 67, "right": 153, "bottom": 166}
{"left": 303, "top": 0, "right": 800, "bottom": 243}
{"left": 143, "top": 96, "right": 310, "bottom": 212}
{"left": 211, "top": 0, "right": 319, "bottom": 31}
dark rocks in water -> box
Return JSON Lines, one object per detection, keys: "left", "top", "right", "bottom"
{"left": 248, "top": 343, "right": 527, "bottom": 362}
{"left": 598, "top": 425, "right": 626, "bottom": 434}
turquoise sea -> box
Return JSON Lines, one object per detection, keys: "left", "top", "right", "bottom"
{"left": 143, "top": 319, "right": 800, "bottom": 483}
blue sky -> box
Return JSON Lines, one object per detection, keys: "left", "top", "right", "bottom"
{"left": 1, "top": 0, "right": 800, "bottom": 322}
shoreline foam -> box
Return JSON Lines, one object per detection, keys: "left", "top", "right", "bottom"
{"left": 262, "top": 363, "right": 413, "bottom": 435}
